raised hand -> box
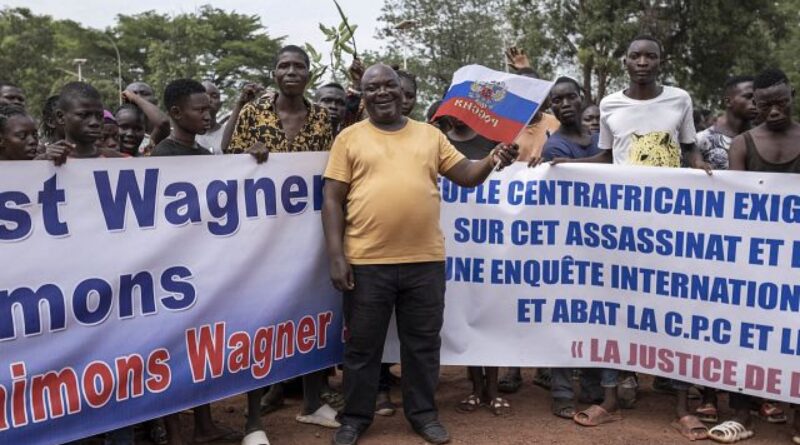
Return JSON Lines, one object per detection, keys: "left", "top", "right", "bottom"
{"left": 348, "top": 58, "right": 366, "bottom": 89}
{"left": 505, "top": 46, "right": 532, "bottom": 72}
{"left": 237, "top": 83, "right": 266, "bottom": 107}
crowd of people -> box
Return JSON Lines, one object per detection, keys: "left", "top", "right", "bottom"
{"left": 1, "top": 33, "right": 799, "bottom": 445}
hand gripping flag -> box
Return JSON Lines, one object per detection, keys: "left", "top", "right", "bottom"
{"left": 434, "top": 65, "right": 554, "bottom": 143}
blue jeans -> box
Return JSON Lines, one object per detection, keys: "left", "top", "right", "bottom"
{"left": 551, "top": 368, "right": 619, "bottom": 400}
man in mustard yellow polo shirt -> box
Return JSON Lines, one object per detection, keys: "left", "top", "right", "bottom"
{"left": 322, "top": 64, "right": 518, "bottom": 445}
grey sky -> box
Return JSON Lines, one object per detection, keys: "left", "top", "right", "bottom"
{"left": 7, "top": 1, "right": 385, "bottom": 57}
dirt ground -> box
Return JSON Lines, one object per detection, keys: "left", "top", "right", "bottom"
{"left": 170, "top": 367, "right": 794, "bottom": 445}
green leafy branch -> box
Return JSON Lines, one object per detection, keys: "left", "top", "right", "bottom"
{"left": 304, "top": 0, "right": 359, "bottom": 88}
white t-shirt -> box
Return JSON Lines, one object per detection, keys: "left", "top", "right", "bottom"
{"left": 196, "top": 125, "right": 225, "bottom": 155}
{"left": 599, "top": 86, "right": 695, "bottom": 167}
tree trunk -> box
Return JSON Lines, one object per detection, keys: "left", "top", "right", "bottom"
{"left": 597, "top": 67, "right": 608, "bottom": 102}
{"left": 582, "top": 56, "right": 594, "bottom": 104}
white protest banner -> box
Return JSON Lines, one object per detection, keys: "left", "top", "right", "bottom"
{"left": 0, "top": 154, "right": 341, "bottom": 445}
{"left": 385, "top": 162, "right": 800, "bottom": 404}
{"left": 6, "top": 152, "right": 800, "bottom": 445}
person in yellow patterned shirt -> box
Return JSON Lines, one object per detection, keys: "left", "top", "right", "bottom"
{"left": 225, "top": 45, "right": 336, "bottom": 445}
{"left": 225, "top": 45, "right": 333, "bottom": 160}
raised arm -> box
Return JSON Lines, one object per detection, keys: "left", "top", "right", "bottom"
{"left": 121, "top": 91, "right": 170, "bottom": 145}
{"left": 505, "top": 46, "right": 536, "bottom": 76}
{"left": 322, "top": 179, "right": 353, "bottom": 291}
{"left": 221, "top": 83, "right": 264, "bottom": 154}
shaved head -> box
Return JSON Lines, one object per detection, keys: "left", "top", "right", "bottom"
{"left": 201, "top": 80, "right": 219, "bottom": 94}
{"left": 125, "top": 82, "right": 157, "bottom": 105}
{"left": 361, "top": 64, "right": 405, "bottom": 126}
{"left": 201, "top": 80, "right": 222, "bottom": 117}
{"left": 361, "top": 64, "right": 400, "bottom": 91}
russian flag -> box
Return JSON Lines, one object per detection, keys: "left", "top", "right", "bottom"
{"left": 434, "top": 65, "right": 553, "bottom": 143}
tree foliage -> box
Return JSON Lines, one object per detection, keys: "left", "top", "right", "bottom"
{"left": 375, "top": 0, "right": 797, "bottom": 111}
{"left": 3, "top": 2, "right": 799, "bottom": 120}
{"left": 376, "top": 0, "right": 508, "bottom": 103}
{"left": 773, "top": 0, "right": 800, "bottom": 107}
{"left": 511, "top": 0, "right": 790, "bottom": 106}
{"left": 317, "top": 20, "right": 359, "bottom": 84}
{"left": 0, "top": 8, "right": 60, "bottom": 116}
{"left": 0, "top": 6, "right": 283, "bottom": 118}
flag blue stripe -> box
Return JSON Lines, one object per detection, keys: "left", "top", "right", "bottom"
{"left": 443, "top": 81, "right": 541, "bottom": 125}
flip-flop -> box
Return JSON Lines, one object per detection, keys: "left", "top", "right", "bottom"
{"left": 671, "top": 415, "right": 709, "bottom": 441}
{"left": 193, "top": 425, "right": 245, "bottom": 444}
{"left": 708, "top": 420, "right": 754, "bottom": 443}
{"left": 456, "top": 394, "right": 482, "bottom": 413}
{"left": 241, "top": 430, "right": 270, "bottom": 445}
{"left": 487, "top": 397, "right": 511, "bottom": 416}
{"left": 573, "top": 405, "right": 621, "bottom": 427}
{"left": 696, "top": 402, "right": 719, "bottom": 423}
{"left": 295, "top": 404, "right": 341, "bottom": 428}
{"left": 375, "top": 391, "right": 397, "bottom": 417}
{"left": 752, "top": 402, "right": 787, "bottom": 424}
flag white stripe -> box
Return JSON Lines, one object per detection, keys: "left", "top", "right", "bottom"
{"left": 450, "top": 64, "right": 553, "bottom": 103}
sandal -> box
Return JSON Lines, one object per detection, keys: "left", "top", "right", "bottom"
{"left": 752, "top": 402, "right": 787, "bottom": 424}
{"left": 456, "top": 394, "right": 482, "bottom": 413}
{"left": 708, "top": 420, "right": 753, "bottom": 443}
{"left": 295, "top": 404, "right": 341, "bottom": 428}
{"left": 671, "top": 415, "right": 709, "bottom": 441}
{"left": 487, "top": 397, "right": 511, "bottom": 416}
{"left": 498, "top": 373, "right": 522, "bottom": 394}
{"left": 552, "top": 398, "right": 577, "bottom": 419}
{"left": 574, "top": 405, "right": 621, "bottom": 426}
{"left": 793, "top": 433, "right": 800, "bottom": 444}
{"left": 241, "top": 430, "right": 270, "bottom": 445}
{"left": 696, "top": 402, "right": 719, "bottom": 423}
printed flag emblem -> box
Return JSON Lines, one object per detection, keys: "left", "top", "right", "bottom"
{"left": 469, "top": 81, "right": 507, "bottom": 109}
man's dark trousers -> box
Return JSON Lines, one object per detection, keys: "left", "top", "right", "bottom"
{"left": 339, "top": 261, "right": 445, "bottom": 432}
